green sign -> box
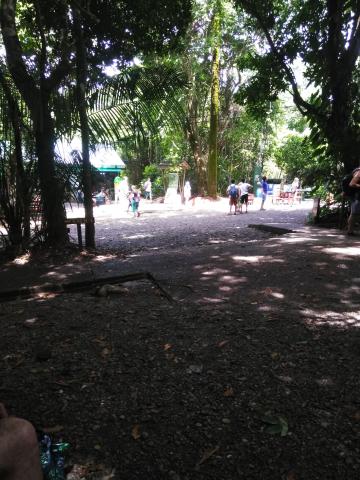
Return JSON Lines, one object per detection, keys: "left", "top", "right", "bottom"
{"left": 168, "top": 173, "right": 179, "bottom": 189}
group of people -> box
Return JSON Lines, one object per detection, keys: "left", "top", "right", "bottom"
{"left": 226, "top": 175, "right": 303, "bottom": 215}
{"left": 113, "top": 176, "right": 153, "bottom": 218}
{"left": 227, "top": 176, "right": 269, "bottom": 215}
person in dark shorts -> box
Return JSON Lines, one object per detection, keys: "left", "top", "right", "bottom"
{"left": 238, "top": 179, "right": 252, "bottom": 213}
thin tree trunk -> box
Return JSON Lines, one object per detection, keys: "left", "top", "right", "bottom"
{"left": 73, "top": 4, "right": 95, "bottom": 248}
{"left": 0, "top": 69, "right": 28, "bottom": 246}
{"left": 208, "top": 0, "right": 221, "bottom": 198}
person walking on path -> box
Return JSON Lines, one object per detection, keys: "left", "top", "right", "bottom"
{"left": 184, "top": 180, "right": 191, "bottom": 206}
{"left": 143, "top": 178, "right": 152, "bottom": 201}
{"left": 238, "top": 179, "right": 252, "bottom": 213}
{"left": 290, "top": 177, "right": 300, "bottom": 206}
{"left": 227, "top": 179, "right": 239, "bottom": 215}
{"left": 347, "top": 168, "right": 360, "bottom": 235}
{"left": 130, "top": 186, "right": 141, "bottom": 218}
{"left": 260, "top": 175, "right": 269, "bottom": 210}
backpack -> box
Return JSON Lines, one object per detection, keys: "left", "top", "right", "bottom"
{"left": 342, "top": 173, "right": 357, "bottom": 198}
{"left": 229, "top": 185, "right": 238, "bottom": 198}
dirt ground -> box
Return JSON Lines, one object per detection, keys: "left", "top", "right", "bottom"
{"left": 1, "top": 201, "right": 360, "bottom": 479}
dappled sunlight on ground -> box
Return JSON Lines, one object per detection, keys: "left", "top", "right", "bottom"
{"left": 323, "top": 246, "right": 360, "bottom": 256}
{"left": 301, "top": 308, "right": 360, "bottom": 328}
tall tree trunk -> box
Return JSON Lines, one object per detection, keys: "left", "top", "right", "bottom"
{"left": 34, "top": 104, "right": 67, "bottom": 243}
{"left": 207, "top": 0, "right": 221, "bottom": 198}
{"left": 207, "top": 2, "right": 221, "bottom": 198}
{"left": 186, "top": 128, "right": 207, "bottom": 195}
{"left": 73, "top": 4, "right": 95, "bottom": 248}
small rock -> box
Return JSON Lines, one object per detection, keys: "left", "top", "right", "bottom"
{"left": 24, "top": 317, "right": 37, "bottom": 327}
{"left": 222, "top": 418, "right": 231, "bottom": 424}
{"left": 186, "top": 365, "right": 203, "bottom": 374}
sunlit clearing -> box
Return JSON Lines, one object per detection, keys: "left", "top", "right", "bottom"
{"left": 13, "top": 254, "right": 30, "bottom": 265}
{"left": 232, "top": 255, "right": 285, "bottom": 265}
{"left": 323, "top": 246, "right": 360, "bottom": 256}
{"left": 201, "top": 297, "right": 225, "bottom": 303}
{"left": 302, "top": 309, "right": 360, "bottom": 328}
{"left": 279, "top": 236, "right": 319, "bottom": 244}
{"left": 257, "top": 305, "right": 273, "bottom": 311}
{"left": 124, "top": 234, "right": 154, "bottom": 240}
{"left": 45, "top": 271, "right": 67, "bottom": 279}
{"left": 271, "top": 292, "right": 284, "bottom": 299}
{"left": 219, "top": 275, "right": 248, "bottom": 284}
{"left": 94, "top": 255, "right": 117, "bottom": 262}
{"left": 219, "top": 286, "right": 232, "bottom": 292}
{"left": 202, "top": 268, "right": 229, "bottom": 276}
{"left": 35, "top": 293, "right": 58, "bottom": 300}
{"left": 232, "top": 255, "right": 263, "bottom": 263}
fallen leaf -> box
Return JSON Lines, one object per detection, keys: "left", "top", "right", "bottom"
{"left": 262, "top": 415, "right": 288, "bottom": 436}
{"left": 196, "top": 446, "right": 219, "bottom": 467}
{"left": 163, "top": 343, "right": 172, "bottom": 351}
{"left": 101, "top": 347, "right": 111, "bottom": 358}
{"left": 218, "top": 340, "right": 229, "bottom": 348}
{"left": 271, "top": 352, "right": 280, "bottom": 360}
{"left": 187, "top": 364, "right": 203, "bottom": 374}
{"left": 42, "top": 424, "right": 64, "bottom": 434}
{"left": 224, "top": 387, "right": 234, "bottom": 397}
{"left": 131, "top": 424, "right": 141, "bottom": 440}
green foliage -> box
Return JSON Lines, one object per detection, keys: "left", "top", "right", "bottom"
{"left": 234, "top": 0, "right": 360, "bottom": 179}
{"left": 275, "top": 135, "right": 314, "bottom": 183}
{"left": 86, "top": 65, "right": 188, "bottom": 145}
{"left": 141, "top": 164, "right": 164, "bottom": 197}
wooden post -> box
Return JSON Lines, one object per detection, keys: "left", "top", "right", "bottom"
{"left": 76, "top": 223, "right": 83, "bottom": 249}
{"left": 312, "top": 197, "right": 320, "bottom": 223}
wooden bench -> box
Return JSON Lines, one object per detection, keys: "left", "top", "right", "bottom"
{"left": 65, "top": 217, "right": 94, "bottom": 249}
{"left": 272, "top": 191, "right": 301, "bottom": 205}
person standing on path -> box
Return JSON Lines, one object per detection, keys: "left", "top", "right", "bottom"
{"left": 290, "top": 177, "right": 300, "bottom": 206}
{"left": 347, "top": 168, "right": 360, "bottom": 235}
{"left": 238, "top": 179, "right": 252, "bottom": 213}
{"left": 260, "top": 175, "right": 268, "bottom": 210}
{"left": 143, "top": 178, "right": 152, "bottom": 201}
{"left": 184, "top": 180, "right": 191, "bottom": 206}
{"left": 227, "top": 179, "right": 239, "bottom": 215}
{"left": 130, "top": 186, "right": 141, "bottom": 217}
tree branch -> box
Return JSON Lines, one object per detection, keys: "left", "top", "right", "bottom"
{"left": 237, "top": 0, "right": 323, "bottom": 119}
{"left": 0, "top": 0, "right": 39, "bottom": 111}
{"left": 34, "top": 0, "right": 47, "bottom": 85}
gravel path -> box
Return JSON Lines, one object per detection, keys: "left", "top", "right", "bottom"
{"left": 2, "top": 199, "right": 360, "bottom": 480}
{"left": 67, "top": 198, "right": 312, "bottom": 255}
